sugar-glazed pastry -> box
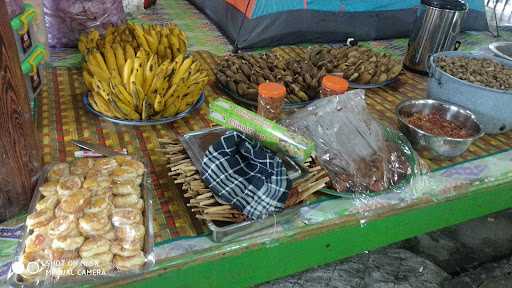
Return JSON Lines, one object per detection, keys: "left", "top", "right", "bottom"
{"left": 113, "top": 194, "right": 140, "bottom": 208}
{"left": 118, "top": 237, "right": 144, "bottom": 250}
{"left": 83, "top": 175, "right": 111, "bottom": 191}
{"left": 51, "top": 235, "right": 85, "bottom": 250}
{"left": 57, "top": 176, "right": 82, "bottom": 198}
{"left": 55, "top": 203, "right": 82, "bottom": 219}
{"left": 48, "top": 215, "right": 77, "bottom": 238}
{"left": 19, "top": 251, "right": 48, "bottom": 280}
{"left": 111, "top": 241, "right": 141, "bottom": 257}
{"left": 115, "top": 224, "right": 145, "bottom": 242}
{"left": 24, "top": 227, "right": 51, "bottom": 253}
{"left": 112, "top": 182, "right": 141, "bottom": 196}
{"left": 102, "top": 229, "right": 116, "bottom": 241}
{"left": 48, "top": 163, "right": 70, "bottom": 182}
{"left": 35, "top": 195, "right": 59, "bottom": 211}
{"left": 60, "top": 191, "right": 90, "bottom": 214}
{"left": 112, "top": 155, "right": 132, "bottom": 166}
{"left": 26, "top": 209, "right": 54, "bottom": 230}
{"left": 120, "top": 199, "right": 144, "bottom": 211}
{"left": 79, "top": 237, "right": 111, "bottom": 258}
{"left": 84, "top": 195, "right": 113, "bottom": 215}
{"left": 121, "top": 159, "right": 145, "bottom": 176}
{"left": 47, "top": 248, "right": 79, "bottom": 261}
{"left": 113, "top": 252, "right": 145, "bottom": 271}
{"left": 93, "top": 158, "right": 118, "bottom": 174}
{"left": 81, "top": 251, "right": 113, "bottom": 268}
{"left": 78, "top": 213, "right": 112, "bottom": 236}
{"left": 39, "top": 182, "right": 58, "bottom": 197}
{"left": 112, "top": 208, "right": 142, "bottom": 227}
{"left": 70, "top": 158, "right": 95, "bottom": 176}
{"left": 111, "top": 166, "right": 138, "bottom": 184}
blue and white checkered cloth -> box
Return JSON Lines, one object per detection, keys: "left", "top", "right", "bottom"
{"left": 201, "top": 131, "right": 290, "bottom": 220}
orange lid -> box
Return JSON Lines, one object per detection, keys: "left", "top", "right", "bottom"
{"left": 321, "top": 75, "right": 349, "bottom": 93}
{"left": 258, "top": 82, "right": 286, "bottom": 99}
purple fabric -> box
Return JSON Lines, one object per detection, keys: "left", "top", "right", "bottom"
{"left": 43, "top": 0, "right": 126, "bottom": 48}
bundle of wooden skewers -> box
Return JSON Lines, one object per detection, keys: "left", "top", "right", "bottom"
{"left": 159, "top": 137, "right": 330, "bottom": 223}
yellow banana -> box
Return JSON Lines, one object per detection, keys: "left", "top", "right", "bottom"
{"left": 157, "top": 45, "right": 167, "bottom": 59}
{"left": 122, "top": 58, "right": 134, "bottom": 86}
{"left": 111, "top": 99, "right": 140, "bottom": 120}
{"left": 86, "top": 61, "right": 111, "bottom": 83}
{"left": 125, "top": 43, "right": 136, "bottom": 60}
{"left": 142, "top": 99, "right": 155, "bottom": 120}
{"left": 154, "top": 94, "right": 165, "bottom": 113}
{"left": 104, "top": 45, "right": 121, "bottom": 80}
{"left": 147, "top": 59, "right": 172, "bottom": 96}
{"left": 82, "top": 70, "right": 94, "bottom": 90}
{"left": 172, "top": 57, "right": 194, "bottom": 86}
{"left": 90, "top": 50, "right": 109, "bottom": 74}
{"left": 145, "top": 30, "right": 158, "bottom": 54}
{"left": 168, "top": 34, "right": 179, "bottom": 59}
{"left": 109, "top": 81, "right": 134, "bottom": 108}
{"left": 131, "top": 24, "right": 150, "bottom": 51}
{"left": 113, "top": 43, "right": 125, "bottom": 76}
{"left": 134, "top": 86, "right": 146, "bottom": 112}
{"left": 130, "top": 53, "right": 144, "bottom": 93}
{"left": 143, "top": 55, "right": 157, "bottom": 94}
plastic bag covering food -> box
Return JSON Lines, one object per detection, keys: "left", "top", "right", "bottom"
{"left": 284, "top": 90, "right": 419, "bottom": 194}
{"left": 6, "top": 0, "right": 23, "bottom": 18}
{"left": 43, "top": 0, "right": 125, "bottom": 48}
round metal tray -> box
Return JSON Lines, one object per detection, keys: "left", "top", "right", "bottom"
{"left": 348, "top": 76, "right": 398, "bottom": 89}
{"left": 83, "top": 91, "right": 205, "bottom": 126}
{"left": 489, "top": 42, "right": 512, "bottom": 62}
{"left": 218, "top": 82, "right": 316, "bottom": 109}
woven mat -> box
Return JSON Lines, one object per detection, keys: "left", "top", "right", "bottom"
{"left": 37, "top": 53, "right": 512, "bottom": 243}
{"left": 36, "top": 0, "right": 512, "bottom": 242}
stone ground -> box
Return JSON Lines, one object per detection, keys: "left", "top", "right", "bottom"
{"left": 260, "top": 209, "right": 512, "bottom": 288}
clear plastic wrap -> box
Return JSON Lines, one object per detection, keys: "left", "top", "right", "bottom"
{"left": 43, "top": 0, "right": 126, "bottom": 48}
{"left": 8, "top": 156, "right": 154, "bottom": 286}
{"left": 283, "top": 90, "right": 426, "bottom": 195}
{"left": 209, "top": 98, "right": 315, "bottom": 164}
{"left": 5, "top": 0, "right": 23, "bottom": 18}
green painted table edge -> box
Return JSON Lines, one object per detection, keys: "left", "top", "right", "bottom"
{"left": 100, "top": 178, "right": 512, "bottom": 288}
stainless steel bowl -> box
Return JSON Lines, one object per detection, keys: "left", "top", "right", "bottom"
{"left": 396, "top": 99, "right": 484, "bottom": 159}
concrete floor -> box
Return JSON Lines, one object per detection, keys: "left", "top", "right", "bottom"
{"left": 261, "top": 209, "right": 512, "bottom": 288}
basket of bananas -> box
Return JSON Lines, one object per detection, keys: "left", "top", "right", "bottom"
{"left": 79, "top": 23, "right": 209, "bottom": 125}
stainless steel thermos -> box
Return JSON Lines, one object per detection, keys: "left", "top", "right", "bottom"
{"left": 404, "top": 0, "right": 468, "bottom": 73}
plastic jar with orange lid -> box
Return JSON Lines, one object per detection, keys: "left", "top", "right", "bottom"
{"left": 257, "top": 82, "right": 287, "bottom": 121}
{"left": 321, "top": 75, "right": 349, "bottom": 97}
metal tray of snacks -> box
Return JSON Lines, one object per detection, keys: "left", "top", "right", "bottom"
{"left": 180, "top": 127, "right": 304, "bottom": 181}
{"left": 180, "top": 127, "right": 305, "bottom": 242}
{"left": 8, "top": 158, "right": 155, "bottom": 287}
{"left": 83, "top": 91, "right": 205, "bottom": 126}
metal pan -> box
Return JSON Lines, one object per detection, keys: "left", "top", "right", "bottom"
{"left": 180, "top": 127, "right": 306, "bottom": 242}
{"left": 83, "top": 91, "right": 205, "bottom": 126}
{"left": 8, "top": 163, "right": 155, "bottom": 287}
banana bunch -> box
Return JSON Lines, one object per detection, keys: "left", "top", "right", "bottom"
{"left": 78, "top": 23, "right": 187, "bottom": 62}
{"left": 83, "top": 48, "right": 208, "bottom": 120}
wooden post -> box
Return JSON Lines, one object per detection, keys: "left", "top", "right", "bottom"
{"left": 0, "top": 0, "right": 41, "bottom": 221}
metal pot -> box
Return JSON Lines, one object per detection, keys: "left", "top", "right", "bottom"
{"left": 428, "top": 51, "right": 512, "bottom": 134}
{"left": 404, "top": 0, "right": 467, "bottom": 73}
